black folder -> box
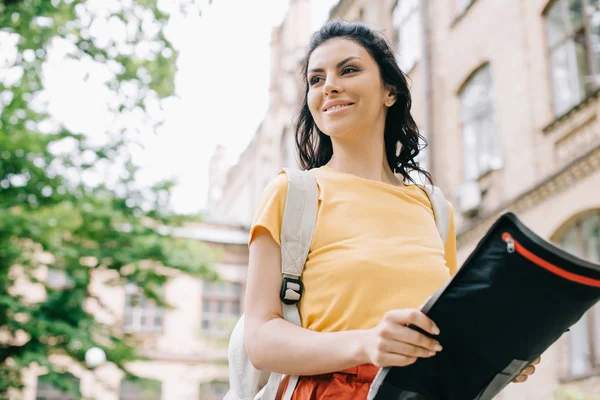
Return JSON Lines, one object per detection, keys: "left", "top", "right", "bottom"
{"left": 368, "top": 212, "right": 600, "bottom": 400}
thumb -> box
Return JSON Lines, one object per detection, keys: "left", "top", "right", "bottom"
{"left": 419, "top": 296, "right": 432, "bottom": 311}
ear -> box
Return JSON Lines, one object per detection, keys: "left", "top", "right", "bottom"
{"left": 384, "top": 86, "right": 397, "bottom": 107}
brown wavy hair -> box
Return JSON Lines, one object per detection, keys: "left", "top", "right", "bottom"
{"left": 295, "top": 19, "right": 432, "bottom": 184}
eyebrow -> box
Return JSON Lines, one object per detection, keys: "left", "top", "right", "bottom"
{"left": 308, "top": 56, "right": 361, "bottom": 74}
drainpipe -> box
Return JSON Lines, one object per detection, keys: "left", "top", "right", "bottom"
{"left": 422, "top": 0, "right": 435, "bottom": 180}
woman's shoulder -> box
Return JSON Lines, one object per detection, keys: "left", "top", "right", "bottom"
{"left": 264, "top": 168, "right": 323, "bottom": 193}
{"left": 256, "top": 172, "right": 289, "bottom": 209}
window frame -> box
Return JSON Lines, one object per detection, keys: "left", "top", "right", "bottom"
{"left": 458, "top": 63, "right": 502, "bottom": 181}
{"left": 35, "top": 373, "right": 81, "bottom": 400}
{"left": 392, "top": 0, "right": 423, "bottom": 73}
{"left": 201, "top": 281, "right": 242, "bottom": 337}
{"left": 544, "top": 0, "right": 600, "bottom": 116}
{"left": 119, "top": 378, "right": 162, "bottom": 400}
{"left": 123, "top": 283, "right": 164, "bottom": 334}
{"left": 555, "top": 210, "right": 600, "bottom": 380}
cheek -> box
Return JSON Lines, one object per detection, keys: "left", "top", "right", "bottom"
{"left": 307, "top": 92, "right": 321, "bottom": 121}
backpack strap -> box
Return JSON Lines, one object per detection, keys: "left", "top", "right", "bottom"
{"left": 279, "top": 168, "right": 319, "bottom": 324}
{"left": 260, "top": 168, "right": 319, "bottom": 400}
{"left": 419, "top": 184, "right": 450, "bottom": 243}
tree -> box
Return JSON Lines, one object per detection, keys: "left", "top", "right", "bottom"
{"left": 0, "top": 0, "right": 212, "bottom": 394}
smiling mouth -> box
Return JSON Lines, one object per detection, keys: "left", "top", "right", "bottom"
{"left": 324, "top": 103, "right": 354, "bottom": 112}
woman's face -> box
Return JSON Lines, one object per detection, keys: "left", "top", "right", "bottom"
{"left": 306, "top": 38, "right": 393, "bottom": 140}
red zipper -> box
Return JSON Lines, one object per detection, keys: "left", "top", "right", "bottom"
{"left": 502, "top": 233, "right": 600, "bottom": 288}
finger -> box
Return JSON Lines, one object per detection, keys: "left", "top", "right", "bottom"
{"left": 379, "top": 322, "right": 442, "bottom": 354}
{"left": 373, "top": 353, "right": 418, "bottom": 368}
{"left": 396, "top": 325, "right": 443, "bottom": 353}
{"left": 379, "top": 339, "right": 437, "bottom": 359}
{"left": 522, "top": 365, "right": 536, "bottom": 376}
{"left": 386, "top": 309, "right": 440, "bottom": 336}
{"left": 531, "top": 356, "right": 541, "bottom": 366}
{"left": 513, "top": 374, "right": 528, "bottom": 383}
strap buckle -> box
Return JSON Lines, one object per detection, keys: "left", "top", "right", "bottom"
{"left": 280, "top": 276, "right": 303, "bottom": 305}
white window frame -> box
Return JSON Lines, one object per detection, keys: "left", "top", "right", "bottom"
{"left": 545, "top": 0, "right": 600, "bottom": 116}
{"left": 201, "top": 281, "right": 242, "bottom": 337}
{"left": 123, "top": 283, "right": 164, "bottom": 334}
{"left": 459, "top": 64, "right": 502, "bottom": 181}
{"left": 392, "top": 0, "right": 423, "bottom": 72}
{"left": 556, "top": 211, "right": 600, "bottom": 378}
{"left": 36, "top": 374, "right": 80, "bottom": 400}
{"left": 119, "top": 378, "right": 162, "bottom": 400}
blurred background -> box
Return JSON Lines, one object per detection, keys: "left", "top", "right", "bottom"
{"left": 1, "top": 0, "right": 600, "bottom": 399}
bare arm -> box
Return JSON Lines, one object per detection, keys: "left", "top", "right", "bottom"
{"left": 244, "top": 228, "right": 443, "bottom": 376}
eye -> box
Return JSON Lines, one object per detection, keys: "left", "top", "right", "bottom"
{"left": 309, "top": 76, "right": 323, "bottom": 86}
{"left": 342, "top": 66, "right": 358, "bottom": 74}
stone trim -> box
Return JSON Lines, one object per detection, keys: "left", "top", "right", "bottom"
{"left": 457, "top": 143, "right": 600, "bottom": 248}
{"left": 543, "top": 88, "right": 600, "bottom": 134}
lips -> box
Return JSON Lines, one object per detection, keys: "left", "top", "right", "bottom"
{"left": 322, "top": 100, "right": 355, "bottom": 113}
{"left": 325, "top": 103, "right": 353, "bottom": 112}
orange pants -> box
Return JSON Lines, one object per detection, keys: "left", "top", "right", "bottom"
{"left": 276, "top": 364, "right": 379, "bottom": 400}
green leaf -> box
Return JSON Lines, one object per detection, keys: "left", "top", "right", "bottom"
{"left": 0, "top": 0, "right": 211, "bottom": 394}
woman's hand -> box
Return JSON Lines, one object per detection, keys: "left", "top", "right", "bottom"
{"left": 513, "top": 356, "right": 541, "bottom": 383}
{"left": 361, "top": 309, "right": 443, "bottom": 368}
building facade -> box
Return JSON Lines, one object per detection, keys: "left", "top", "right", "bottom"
{"left": 213, "top": 0, "right": 600, "bottom": 398}
{"left": 18, "top": 218, "right": 249, "bottom": 400}
{"left": 208, "top": 0, "right": 312, "bottom": 227}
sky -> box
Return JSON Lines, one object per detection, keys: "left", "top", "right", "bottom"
{"left": 39, "top": 0, "right": 338, "bottom": 214}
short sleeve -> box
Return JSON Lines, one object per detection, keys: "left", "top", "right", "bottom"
{"left": 444, "top": 202, "right": 458, "bottom": 277}
{"left": 248, "top": 172, "right": 288, "bottom": 247}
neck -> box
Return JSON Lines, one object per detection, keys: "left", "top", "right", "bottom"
{"left": 326, "top": 127, "right": 402, "bottom": 186}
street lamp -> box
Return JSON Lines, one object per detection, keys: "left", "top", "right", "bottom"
{"left": 85, "top": 347, "right": 106, "bottom": 369}
{"left": 85, "top": 347, "right": 106, "bottom": 400}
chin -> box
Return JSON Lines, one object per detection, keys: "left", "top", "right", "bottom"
{"left": 319, "top": 121, "right": 359, "bottom": 139}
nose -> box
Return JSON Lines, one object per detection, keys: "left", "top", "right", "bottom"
{"left": 323, "top": 76, "right": 343, "bottom": 96}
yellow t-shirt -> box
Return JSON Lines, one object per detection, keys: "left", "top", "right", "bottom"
{"left": 249, "top": 166, "right": 458, "bottom": 332}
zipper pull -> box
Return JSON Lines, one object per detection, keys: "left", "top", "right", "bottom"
{"left": 505, "top": 236, "right": 515, "bottom": 253}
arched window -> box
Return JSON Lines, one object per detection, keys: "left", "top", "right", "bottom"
{"left": 544, "top": 0, "right": 600, "bottom": 116}
{"left": 459, "top": 64, "right": 502, "bottom": 181}
{"left": 36, "top": 373, "right": 80, "bottom": 400}
{"left": 119, "top": 378, "right": 162, "bottom": 400}
{"left": 392, "top": 0, "right": 422, "bottom": 72}
{"left": 554, "top": 210, "right": 600, "bottom": 377}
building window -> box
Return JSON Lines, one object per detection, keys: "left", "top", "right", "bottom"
{"left": 555, "top": 210, "right": 600, "bottom": 377}
{"left": 201, "top": 281, "right": 241, "bottom": 337}
{"left": 46, "top": 268, "right": 74, "bottom": 289}
{"left": 545, "top": 0, "right": 600, "bottom": 116}
{"left": 36, "top": 374, "right": 80, "bottom": 400}
{"left": 456, "top": 0, "right": 475, "bottom": 15}
{"left": 459, "top": 64, "right": 502, "bottom": 181}
{"left": 119, "top": 378, "right": 162, "bottom": 400}
{"left": 392, "top": 0, "right": 422, "bottom": 72}
{"left": 200, "top": 381, "right": 229, "bottom": 400}
{"left": 123, "top": 284, "right": 164, "bottom": 334}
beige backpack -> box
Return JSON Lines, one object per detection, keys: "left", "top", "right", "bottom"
{"left": 225, "top": 168, "right": 450, "bottom": 400}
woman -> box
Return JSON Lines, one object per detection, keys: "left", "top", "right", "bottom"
{"left": 244, "top": 20, "right": 538, "bottom": 399}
